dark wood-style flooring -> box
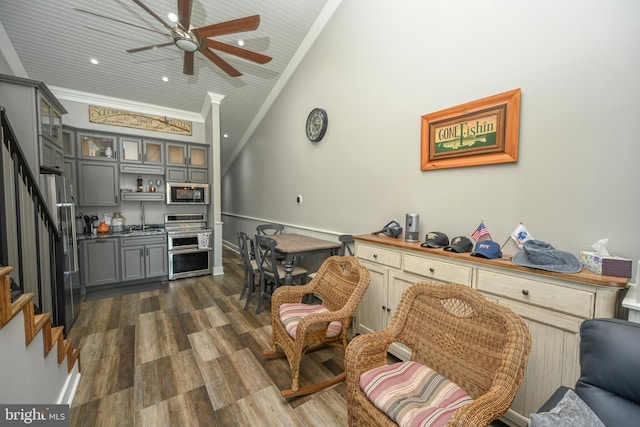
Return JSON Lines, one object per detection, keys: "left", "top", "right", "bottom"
{"left": 67, "top": 246, "right": 510, "bottom": 426}
{"left": 67, "top": 247, "right": 348, "bottom": 426}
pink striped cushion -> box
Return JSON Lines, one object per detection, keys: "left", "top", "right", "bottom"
{"left": 279, "top": 303, "right": 343, "bottom": 339}
{"left": 360, "top": 361, "right": 473, "bottom": 427}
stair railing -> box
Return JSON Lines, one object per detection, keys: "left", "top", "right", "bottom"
{"left": 0, "top": 106, "right": 65, "bottom": 327}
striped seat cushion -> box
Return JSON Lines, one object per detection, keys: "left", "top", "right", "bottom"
{"left": 360, "top": 361, "right": 473, "bottom": 427}
{"left": 279, "top": 303, "right": 343, "bottom": 339}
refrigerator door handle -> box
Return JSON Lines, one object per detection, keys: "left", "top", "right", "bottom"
{"left": 70, "top": 203, "right": 79, "bottom": 272}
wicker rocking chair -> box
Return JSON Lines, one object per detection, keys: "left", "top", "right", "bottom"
{"left": 345, "top": 282, "right": 531, "bottom": 427}
{"left": 264, "top": 256, "right": 371, "bottom": 398}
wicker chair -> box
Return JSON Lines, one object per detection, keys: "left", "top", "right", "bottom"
{"left": 264, "top": 256, "right": 371, "bottom": 398}
{"left": 345, "top": 282, "right": 531, "bottom": 427}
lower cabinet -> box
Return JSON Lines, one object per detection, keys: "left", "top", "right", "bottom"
{"left": 80, "top": 234, "right": 168, "bottom": 291}
{"left": 353, "top": 234, "right": 626, "bottom": 427}
{"left": 121, "top": 235, "right": 167, "bottom": 281}
{"left": 81, "top": 238, "right": 120, "bottom": 287}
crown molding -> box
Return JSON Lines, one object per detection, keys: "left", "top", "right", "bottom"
{"left": 48, "top": 86, "right": 205, "bottom": 123}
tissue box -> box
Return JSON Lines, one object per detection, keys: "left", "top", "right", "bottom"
{"left": 579, "top": 251, "right": 632, "bottom": 277}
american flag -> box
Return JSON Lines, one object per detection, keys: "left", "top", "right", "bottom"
{"left": 471, "top": 222, "right": 490, "bottom": 241}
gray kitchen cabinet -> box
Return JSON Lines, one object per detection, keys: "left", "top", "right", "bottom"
{"left": 81, "top": 238, "right": 120, "bottom": 287}
{"left": 62, "top": 126, "right": 75, "bottom": 157}
{"left": 121, "top": 244, "right": 145, "bottom": 281}
{"left": 143, "top": 140, "right": 164, "bottom": 165}
{"left": 77, "top": 160, "right": 119, "bottom": 206}
{"left": 121, "top": 235, "right": 167, "bottom": 280}
{"left": 63, "top": 158, "right": 77, "bottom": 202}
{"left": 119, "top": 136, "right": 143, "bottom": 164}
{"left": 165, "top": 142, "right": 208, "bottom": 183}
{"left": 77, "top": 132, "right": 117, "bottom": 161}
{"left": 41, "top": 138, "right": 64, "bottom": 171}
{"left": 0, "top": 74, "right": 67, "bottom": 173}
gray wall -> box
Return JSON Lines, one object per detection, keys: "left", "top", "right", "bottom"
{"left": 222, "top": 0, "right": 640, "bottom": 277}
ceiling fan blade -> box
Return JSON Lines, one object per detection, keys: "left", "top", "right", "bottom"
{"left": 127, "top": 42, "right": 175, "bottom": 53}
{"left": 205, "top": 40, "right": 271, "bottom": 64}
{"left": 199, "top": 48, "right": 242, "bottom": 77}
{"left": 178, "top": 0, "right": 193, "bottom": 30}
{"left": 183, "top": 51, "right": 195, "bottom": 75}
{"left": 74, "top": 8, "right": 171, "bottom": 37}
{"left": 196, "top": 15, "right": 260, "bottom": 38}
{"left": 132, "top": 0, "right": 174, "bottom": 31}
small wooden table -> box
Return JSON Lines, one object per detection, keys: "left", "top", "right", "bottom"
{"left": 270, "top": 234, "right": 341, "bottom": 285}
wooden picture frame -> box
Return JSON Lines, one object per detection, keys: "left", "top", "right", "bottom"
{"left": 420, "top": 88, "right": 521, "bottom": 171}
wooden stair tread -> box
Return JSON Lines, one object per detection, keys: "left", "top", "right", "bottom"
{"left": 1, "top": 266, "right": 80, "bottom": 378}
{"left": 9, "top": 293, "right": 34, "bottom": 324}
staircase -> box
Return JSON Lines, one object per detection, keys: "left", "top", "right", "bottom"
{"left": 0, "top": 265, "right": 80, "bottom": 404}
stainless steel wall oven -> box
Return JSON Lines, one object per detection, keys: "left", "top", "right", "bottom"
{"left": 165, "top": 213, "right": 212, "bottom": 280}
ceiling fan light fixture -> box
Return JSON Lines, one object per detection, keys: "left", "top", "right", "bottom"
{"left": 174, "top": 37, "right": 199, "bottom": 52}
{"left": 172, "top": 26, "right": 200, "bottom": 52}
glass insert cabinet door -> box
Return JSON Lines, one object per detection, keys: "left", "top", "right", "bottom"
{"left": 144, "top": 140, "right": 163, "bottom": 164}
{"left": 189, "top": 146, "right": 206, "bottom": 167}
{"left": 40, "top": 98, "right": 51, "bottom": 138}
{"left": 79, "top": 133, "right": 117, "bottom": 160}
{"left": 166, "top": 143, "right": 187, "bottom": 166}
{"left": 120, "top": 137, "right": 142, "bottom": 162}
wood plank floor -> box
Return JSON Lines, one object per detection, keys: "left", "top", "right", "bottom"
{"left": 67, "top": 247, "right": 349, "bottom": 426}
{"left": 67, "top": 247, "right": 510, "bottom": 426}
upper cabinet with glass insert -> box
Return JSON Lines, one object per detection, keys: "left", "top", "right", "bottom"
{"left": 39, "top": 96, "right": 63, "bottom": 147}
{"left": 120, "top": 137, "right": 164, "bottom": 166}
{"left": 77, "top": 132, "right": 117, "bottom": 161}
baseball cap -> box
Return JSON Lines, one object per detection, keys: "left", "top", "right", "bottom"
{"left": 444, "top": 236, "right": 473, "bottom": 253}
{"left": 471, "top": 240, "right": 503, "bottom": 259}
{"left": 421, "top": 232, "right": 449, "bottom": 248}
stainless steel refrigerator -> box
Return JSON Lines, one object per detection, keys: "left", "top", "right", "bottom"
{"left": 41, "top": 173, "right": 80, "bottom": 331}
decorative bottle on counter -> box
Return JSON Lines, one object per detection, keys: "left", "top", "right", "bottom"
{"left": 137, "top": 175, "right": 143, "bottom": 192}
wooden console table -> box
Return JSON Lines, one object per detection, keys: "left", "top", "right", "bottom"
{"left": 353, "top": 234, "right": 628, "bottom": 427}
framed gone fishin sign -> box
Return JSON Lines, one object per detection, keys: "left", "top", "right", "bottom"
{"left": 420, "top": 88, "right": 521, "bottom": 171}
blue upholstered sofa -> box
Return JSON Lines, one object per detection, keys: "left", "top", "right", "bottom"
{"left": 530, "top": 318, "right": 640, "bottom": 427}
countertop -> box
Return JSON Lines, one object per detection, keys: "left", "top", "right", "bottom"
{"left": 77, "top": 228, "right": 166, "bottom": 240}
{"left": 353, "top": 234, "right": 629, "bottom": 289}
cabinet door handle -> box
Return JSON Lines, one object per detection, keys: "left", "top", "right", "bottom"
{"left": 373, "top": 254, "right": 378, "bottom": 259}
{"left": 386, "top": 307, "right": 391, "bottom": 312}
{"left": 522, "top": 289, "right": 529, "bottom": 296}
{"left": 429, "top": 267, "right": 435, "bottom": 273}
{"left": 382, "top": 305, "right": 386, "bottom": 311}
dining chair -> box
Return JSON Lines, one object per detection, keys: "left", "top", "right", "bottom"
{"left": 308, "top": 234, "right": 354, "bottom": 283}
{"left": 265, "top": 255, "right": 371, "bottom": 398}
{"left": 256, "top": 223, "right": 285, "bottom": 261}
{"left": 237, "top": 231, "right": 260, "bottom": 310}
{"left": 345, "top": 282, "right": 531, "bottom": 427}
{"left": 254, "top": 235, "right": 308, "bottom": 314}
{"left": 338, "top": 234, "right": 354, "bottom": 256}
{"left": 256, "top": 223, "right": 285, "bottom": 235}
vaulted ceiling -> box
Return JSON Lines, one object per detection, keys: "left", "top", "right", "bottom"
{"left": 0, "top": 0, "right": 337, "bottom": 170}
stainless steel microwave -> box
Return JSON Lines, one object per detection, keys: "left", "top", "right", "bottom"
{"left": 166, "top": 182, "right": 209, "bottom": 204}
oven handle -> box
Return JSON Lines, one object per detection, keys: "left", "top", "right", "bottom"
{"left": 169, "top": 247, "right": 212, "bottom": 255}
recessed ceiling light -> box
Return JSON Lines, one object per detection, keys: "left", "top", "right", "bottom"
{"left": 168, "top": 12, "right": 178, "bottom": 23}
{"left": 90, "top": 58, "right": 99, "bottom": 65}
{"left": 162, "top": 76, "right": 169, "bottom": 82}
{"left": 237, "top": 39, "right": 245, "bottom": 47}
{"left": 223, "top": 134, "right": 228, "bottom": 138}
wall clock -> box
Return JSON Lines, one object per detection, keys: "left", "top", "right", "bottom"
{"left": 306, "top": 108, "right": 328, "bottom": 142}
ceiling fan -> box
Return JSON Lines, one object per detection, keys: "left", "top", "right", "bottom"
{"left": 75, "top": 0, "right": 272, "bottom": 77}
